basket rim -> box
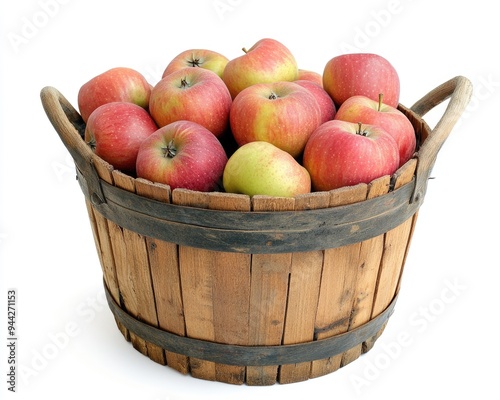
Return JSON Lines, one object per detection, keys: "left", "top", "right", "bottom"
{"left": 77, "top": 165, "right": 422, "bottom": 253}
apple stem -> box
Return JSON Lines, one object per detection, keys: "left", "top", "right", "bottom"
{"left": 188, "top": 58, "right": 201, "bottom": 67}
{"left": 242, "top": 47, "right": 248, "bottom": 54}
{"left": 162, "top": 140, "right": 177, "bottom": 158}
{"left": 356, "top": 122, "right": 368, "bottom": 137}
{"left": 378, "top": 93, "right": 384, "bottom": 111}
{"left": 268, "top": 92, "right": 278, "bottom": 100}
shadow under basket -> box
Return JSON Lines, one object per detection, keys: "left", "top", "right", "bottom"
{"left": 40, "top": 76, "right": 472, "bottom": 385}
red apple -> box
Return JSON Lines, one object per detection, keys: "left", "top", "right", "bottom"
{"left": 84, "top": 102, "right": 158, "bottom": 173}
{"left": 303, "top": 120, "right": 400, "bottom": 191}
{"left": 294, "top": 79, "right": 336, "bottom": 123}
{"left": 222, "top": 38, "right": 299, "bottom": 99}
{"left": 335, "top": 94, "right": 416, "bottom": 166}
{"left": 78, "top": 67, "right": 152, "bottom": 123}
{"left": 323, "top": 53, "right": 400, "bottom": 108}
{"left": 135, "top": 120, "right": 228, "bottom": 192}
{"left": 229, "top": 81, "right": 322, "bottom": 158}
{"left": 149, "top": 67, "right": 232, "bottom": 138}
{"left": 161, "top": 48, "right": 229, "bottom": 79}
{"left": 297, "top": 69, "right": 323, "bottom": 87}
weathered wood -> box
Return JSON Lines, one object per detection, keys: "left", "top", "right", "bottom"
{"left": 135, "top": 178, "right": 188, "bottom": 373}
{"left": 90, "top": 156, "right": 128, "bottom": 340}
{"left": 278, "top": 191, "right": 329, "bottom": 383}
{"left": 409, "top": 76, "right": 473, "bottom": 203}
{"left": 81, "top": 175, "right": 421, "bottom": 254}
{"left": 311, "top": 184, "right": 368, "bottom": 378}
{"left": 103, "top": 281, "right": 397, "bottom": 366}
{"left": 362, "top": 160, "right": 419, "bottom": 353}
{"left": 173, "top": 189, "right": 216, "bottom": 380}
{"left": 247, "top": 196, "right": 294, "bottom": 386}
{"left": 112, "top": 171, "right": 165, "bottom": 364}
{"left": 208, "top": 192, "right": 252, "bottom": 385}
{"left": 340, "top": 175, "right": 391, "bottom": 367}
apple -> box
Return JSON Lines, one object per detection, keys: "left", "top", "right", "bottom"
{"left": 303, "top": 120, "right": 400, "bottom": 191}
{"left": 323, "top": 53, "right": 400, "bottom": 108}
{"left": 136, "top": 120, "right": 228, "bottom": 192}
{"left": 84, "top": 102, "right": 158, "bottom": 173}
{"left": 161, "top": 48, "right": 229, "bottom": 79}
{"left": 78, "top": 67, "right": 152, "bottom": 123}
{"left": 297, "top": 69, "right": 323, "bottom": 87}
{"left": 294, "top": 79, "right": 336, "bottom": 123}
{"left": 222, "top": 38, "right": 299, "bottom": 98}
{"left": 223, "top": 141, "right": 311, "bottom": 197}
{"left": 335, "top": 94, "right": 416, "bottom": 166}
{"left": 229, "top": 81, "right": 322, "bottom": 158}
{"left": 149, "top": 67, "right": 232, "bottom": 138}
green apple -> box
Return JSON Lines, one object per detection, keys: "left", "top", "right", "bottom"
{"left": 222, "top": 141, "right": 311, "bottom": 197}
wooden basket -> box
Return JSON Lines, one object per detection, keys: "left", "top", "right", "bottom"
{"left": 40, "top": 76, "right": 472, "bottom": 385}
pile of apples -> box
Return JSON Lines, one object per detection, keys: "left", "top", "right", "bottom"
{"left": 78, "top": 38, "right": 416, "bottom": 197}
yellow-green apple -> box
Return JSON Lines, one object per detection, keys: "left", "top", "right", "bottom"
{"left": 161, "top": 48, "right": 229, "bottom": 79}
{"left": 294, "top": 79, "right": 336, "bottom": 123}
{"left": 335, "top": 94, "right": 416, "bottom": 166}
{"left": 303, "top": 120, "right": 400, "bottom": 191}
{"left": 84, "top": 102, "right": 158, "bottom": 173}
{"left": 297, "top": 69, "right": 323, "bottom": 87}
{"left": 149, "top": 67, "right": 232, "bottom": 138}
{"left": 223, "top": 141, "right": 311, "bottom": 197}
{"left": 229, "top": 81, "right": 322, "bottom": 158}
{"left": 222, "top": 38, "right": 299, "bottom": 98}
{"left": 78, "top": 67, "right": 152, "bottom": 123}
{"left": 136, "top": 120, "right": 228, "bottom": 192}
{"left": 323, "top": 53, "right": 400, "bottom": 108}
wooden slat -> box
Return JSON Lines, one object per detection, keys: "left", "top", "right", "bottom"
{"left": 310, "top": 183, "right": 368, "bottom": 378}
{"left": 246, "top": 196, "right": 294, "bottom": 386}
{"left": 208, "top": 192, "right": 252, "bottom": 385}
{"left": 372, "top": 160, "right": 418, "bottom": 318}
{"left": 339, "top": 175, "right": 391, "bottom": 366}
{"left": 111, "top": 170, "right": 165, "bottom": 364}
{"left": 278, "top": 191, "right": 330, "bottom": 384}
{"left": 134, "top": 178, "right": 188, "bottom": 373}
{"left": 173, "top": 189, "right": 216, "bottom": 380}
{"left": 91, "top": 157, "right": 128, "bottom": 340}
{"left": 364, "top": 160, "right": 418, "bottom": 352}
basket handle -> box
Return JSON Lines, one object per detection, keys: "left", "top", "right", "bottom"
{"left": 40, "top": 86, "right": 106, "bottom": 203}
{"left": 409, "top": 75, "right": 472, "bottom": 203}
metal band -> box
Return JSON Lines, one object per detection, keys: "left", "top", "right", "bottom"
{"left": 77, "top": 168, "right": 422, "bottom": 254}
{"left": 104, "top": 280, "right": 397, "bottom": 366}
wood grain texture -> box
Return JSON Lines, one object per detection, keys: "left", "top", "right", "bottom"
{"left": 246, "top": 196, "right": 294, "bottom": 386}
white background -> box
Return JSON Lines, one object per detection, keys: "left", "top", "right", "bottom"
{"left": 1, "top": 0, "right": 499, "bottom": 399}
